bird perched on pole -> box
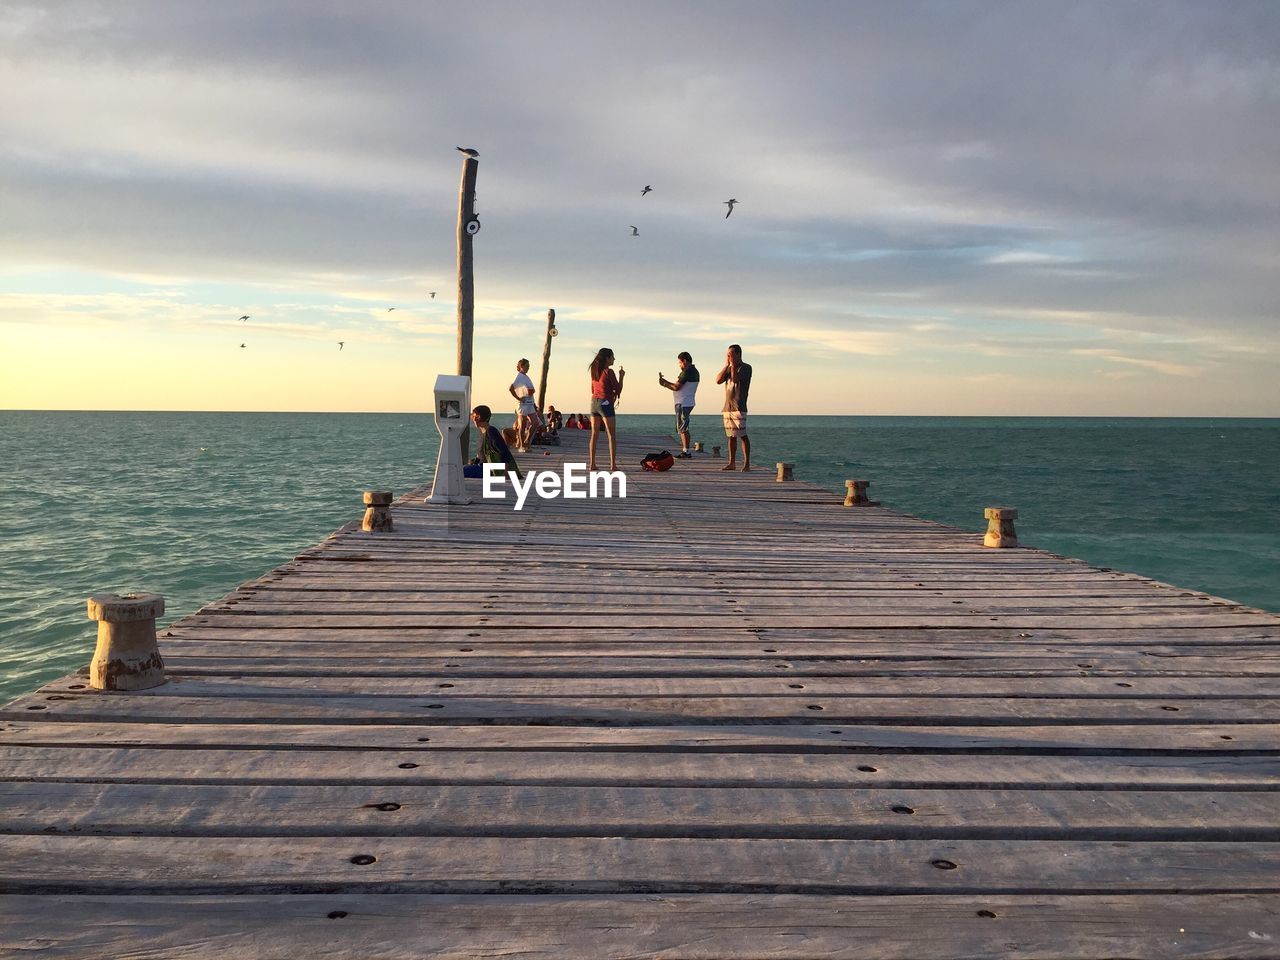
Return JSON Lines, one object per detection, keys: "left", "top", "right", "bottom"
{"left": 723, "top": 199, "right": 738, "bottom": 218}
{"left": 456, "top": 147, "right": 479, "bottom": 158}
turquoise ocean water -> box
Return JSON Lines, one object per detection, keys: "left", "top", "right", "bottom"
{"left": 1, "top": 411, "right": 1277, "bottom": 703}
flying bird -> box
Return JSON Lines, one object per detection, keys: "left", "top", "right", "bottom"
{"left": 238, "top": 315, "right": 250, "bottom": 321}
{"left": 456, "top": 147, "right": 479, "bottom": 158}
{"left": 387, "top": 307, "right": 396, "bottom": 312}
{"left": 723, "top": 199, "right": 738, "bottom": 218}
{"left": 239, "top": 343, "right": 246, "bottom": 349}
{"left": 629, "top": 225, "right": 639, "bottom": 236}
{"left": 429, "top": 292, "right": 436, "bottom": 299}
{"left": 641, "top": 185, "right": 652, "bottom": 196}
{"left": 338, "top": 342, "right": 344, "bottom": 350}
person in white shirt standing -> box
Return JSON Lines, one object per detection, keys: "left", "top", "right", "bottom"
{"left": 658, "top": 351, "right": 700, "bottom": 458}
{"left": 508, "top": 358, "right": 538, "bottom": 452}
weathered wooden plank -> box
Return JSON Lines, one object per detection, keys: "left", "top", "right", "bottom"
{"left": 5, "top": 746, "right": 1277, "bottom": 788}
{"left": 4, "top": 782, "right": 1279, "bottom": 841}
{"left": 266, "top": 568, "right": 1156, "bottom": 584}
{"left": 4, "top": 835, "right": 1280, "bottom": 894}
{"left": 207, "top": 596, "right": 1222, "bottom": 614}
{"left": 248, "top": 582, "right": 1193, "bottom": 598}
{"left": 156, "top": 654, "right": 1280, "bottom": 679}
{"left": 35, "top": 673, "right": 1280, "bottom": 699}
{"left": 0, "top": 721, "right": 1272, "bottom": 752}
{"left": 158, "top": 628, "right": 1280, "bottom": 649}
{"left": 174, "top": 611, "right": 1275, "bottom": 628}
{"left": 4, "top": 892, "right": 1276, "bottom": 960}
{"left": 8, "top": 691, "right": 1279, "bottom": 725}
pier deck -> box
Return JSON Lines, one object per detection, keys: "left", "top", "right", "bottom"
{"left": 3, "top": 430, "right": 1279, "bottom": 958}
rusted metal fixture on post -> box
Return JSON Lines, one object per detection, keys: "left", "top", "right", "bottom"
{"left": 693, "top": 441, "right": 703, "bottom": 452}
{"left": 86, "top": 593, "right": 166, "bottom": 691}
{"left": 984, "top": 506, "right": 1018, "bottom": 548}
{"left": 363, "top": 491, "right": 394, "bottom": 532}
{"left": 776, "top": 462, "right": 794, "bottom": 482}
{"left": 844, "top": 479, "right": 880, "bottom": 507}
{"left": 712, "top": 445, "right": 722, "bottom": 458}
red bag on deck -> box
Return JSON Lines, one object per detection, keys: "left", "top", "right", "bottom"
{"left": 641, "top": 451, "right": 675, "bottom": 472}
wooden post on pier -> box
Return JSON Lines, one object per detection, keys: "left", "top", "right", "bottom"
{"left": 537, "top": 309, "right": 556, "bottom": 416}
{"left": 85, "top": 593, "right": 166, "bottom": 691}
{"left": 455, "top": 148, "right": 480, "bottom": 460}
{"left": 984, "top": 506, "right": 1019, "bottom": 548}
{"left": 844, "top": 479, "right": 880, "bottom": 507}
{"left": 361, "top": 491, "right": 394, "bottom": 532}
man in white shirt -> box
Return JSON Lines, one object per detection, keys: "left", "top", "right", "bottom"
{"left": 657, "top": 351, "right": 699, "bottom": 458}
{"left": 508, "top": 358, "right": 538, "bottom": 452}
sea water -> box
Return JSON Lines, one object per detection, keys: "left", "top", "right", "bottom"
{"left": 1, "top": 411, "right": 1277, "bottom": 703}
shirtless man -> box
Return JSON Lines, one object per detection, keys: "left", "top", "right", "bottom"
{"left": 715, "top": 344, "right": 752, "bottom": 471}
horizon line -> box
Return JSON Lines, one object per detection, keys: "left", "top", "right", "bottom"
{"left": 3, "top": 409, "right": 1277, "bottom": 420}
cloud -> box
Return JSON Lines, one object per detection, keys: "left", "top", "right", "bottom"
{"left": 1, "top": 1, "right": 1277, "bottom": 413}
{"left": 1069, "top": 348, "right": 1202, "bottom": 377}
{"left": 985, "top": 251, "right": 1077, "bottom": 266}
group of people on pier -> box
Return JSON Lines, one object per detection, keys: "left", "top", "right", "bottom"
{"left": 469, "top": 343, "right": 753, "bottom": 475}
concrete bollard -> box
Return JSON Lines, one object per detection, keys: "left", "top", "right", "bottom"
{"left": 363, "top": 490, "right": 394, "bottom": 532}
{"left": 776, "top": 462, "right": 794, "bottom": 482}
{"left": 86, "top": 593, "right": 166, "bottom": 691}
{"left": 693, "top": 441, "right": 703, "bottom": 453}
{"left": 844, "top": 479, "right": 880, "bottom": 507}
{"left": 712, "top": 445, "right": 722, "bottom": 458}
{"left": 983, "top": 506, "right": 1018, "bottom": 548}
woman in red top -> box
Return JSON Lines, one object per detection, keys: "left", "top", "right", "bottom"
{"left": 588, "top": 347, "right": 625, "bottom": 471}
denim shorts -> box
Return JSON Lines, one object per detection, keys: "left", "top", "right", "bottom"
{"left": 590, "top": 398, "right": 615, "bottom": 418}
{"left": 674, "top": 404, "right": 693, "bottom": 433}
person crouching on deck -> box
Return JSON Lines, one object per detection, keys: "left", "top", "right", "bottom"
{"left": 463, "top": 405, "right": 522, "bottom": 480}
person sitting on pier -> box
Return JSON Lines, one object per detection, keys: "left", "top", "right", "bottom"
{"left": 576, "top": 413, "right": 590, "bottom": 429}
{"left": 546, "top": 405, "right": 563, "bottom": 431}
{"left": 463, "top": 405, "right": 522, "bottom": 480}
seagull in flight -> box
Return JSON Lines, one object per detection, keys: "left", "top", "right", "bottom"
{"left": 641, "top": 185, "right": 652, "bottom": 196}
{"left": 238, "top": 315, "right": 250, "bottom": 321}
{"left": 629, "top": 225, "right": 639, "bottom": 236}
{"left": 429, "top": 292, "right": 436, "bottom": 299}
{"left": 239, "top": 343, "right": 246, "bottom": 349}
{"left": 723, "top": 199, "right": 738, "bottom": 218}
{"left": 338, "top": 341, "right": 344, "bottom": 350}
{"left": 456, "top": 147, "right": 479, "bottom": 158}
{"left": 387, "top": 307, "right": 396, "bottom": 312}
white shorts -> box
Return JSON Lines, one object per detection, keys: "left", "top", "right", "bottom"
{"left": 723, "top": 411, "right": 747, "bottom": 438}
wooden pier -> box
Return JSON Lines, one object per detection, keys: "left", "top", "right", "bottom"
{"left": 3, "top": 429, "right": 1279, "bottom": 958}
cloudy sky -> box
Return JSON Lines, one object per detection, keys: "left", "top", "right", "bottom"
{"left": 1, "top": 0, "right": 1277, "bottom": 415}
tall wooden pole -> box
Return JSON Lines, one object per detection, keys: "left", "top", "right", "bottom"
{"left": 537, "top": 308, "right": 555, "bottom": 416}
{"left": 455, "top": 152, "right": 478, "bottom": 459}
